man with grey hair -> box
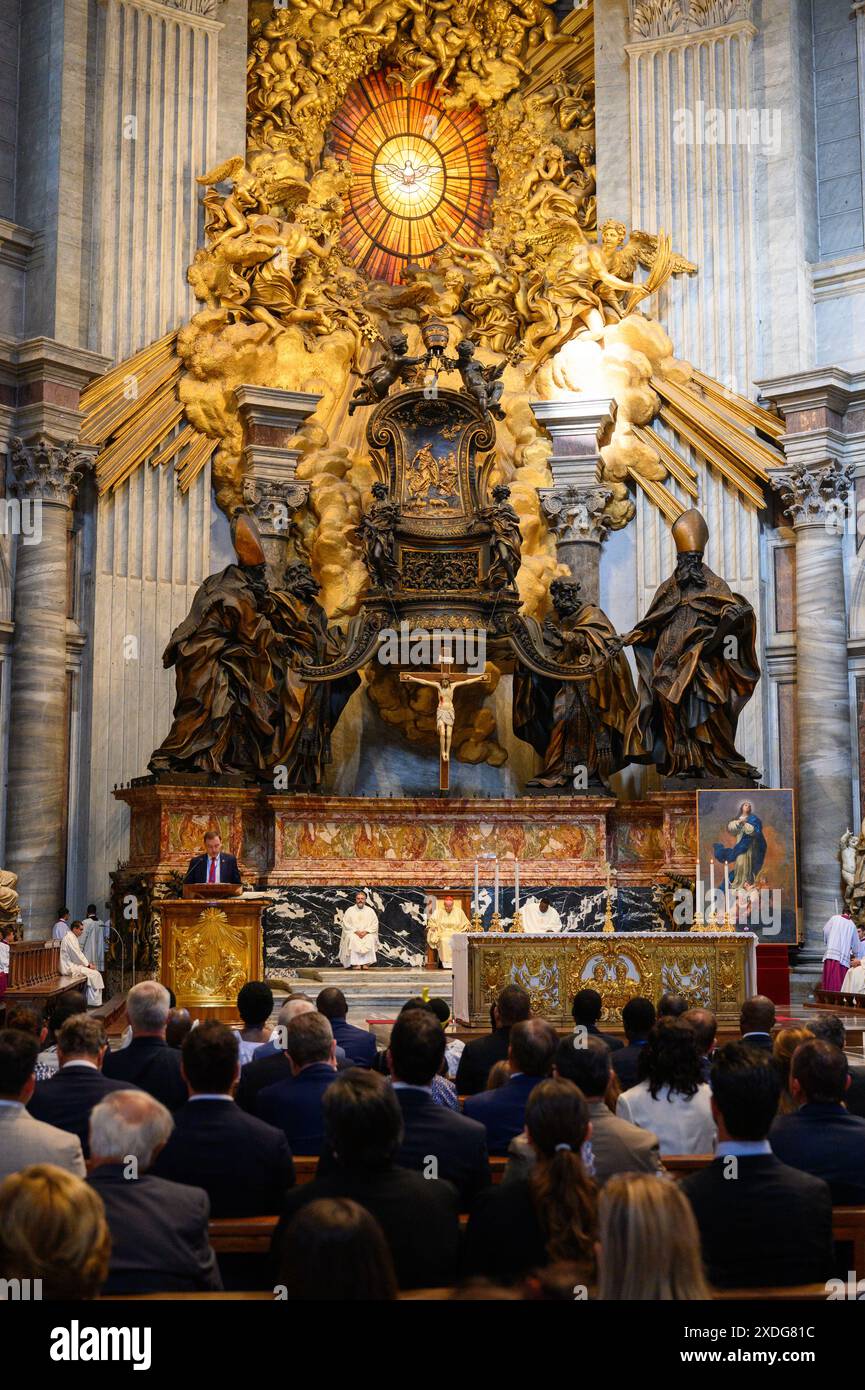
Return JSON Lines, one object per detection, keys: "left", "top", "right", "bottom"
{"left": 88, "top": 1090, "right": 221, "bottom": 1295}
{"left": 27, "top": 1013, "right": 139, "bottom": 1155}
{"left": 102, "top": 980, "right": 187, "bottom": 1111}
{"left": 257, "top": 1011, "right": 338, "bottom": 1154}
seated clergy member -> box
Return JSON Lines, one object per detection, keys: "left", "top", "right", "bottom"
{"left": 102, "top": 980, "right": 187, "bottom": 1112}
{"left": 337, "top": 890, "right": 379, "bottom": 970}
{"left": 0, "top": 1030, "right": 86, "bottom": 1182}
{"left": 0, "top": 1164, "right": 111, "bottom": 1302}
{"left": 616, "top": 1018, "right": 715, "bottom": 1156}
{"left": 681, "top": 1042, "right": 833, "bottom": 1289}
{"left": 88, "top": 1090, "right": 222, "bottom": 1295}
{"left": 256, "top": 1011, "right": 339, "bottom": 1154}
{"left": 464, "top": 1079, "right": 597, "bottom": 1285}
{"left": 611, "top": 997, "right": 656, "bottom": 1093}
{"left": 521, "top": 896, "right": 563, "bottom": 934}
{"left": 387, "top": 1007, "right": 490, "bottom": 1207}
{"left": 184, "top": 828, "right": 241, "bottom": 885}
{"left": 27, "top": 1014, "right": 138, "bottom": 1155}
{"left": 58, "top": 920, "right": 104, "bottom": 1006}
{"left": 426, "top": 891, "right": 470, "bottom": 969}
{"left": 316, "top": 986, "right": 377, "bottom": 1068}
{"left": 507, "top": 1036, "right": 663, "bottom": 1187}
{"left": 464, "top": 1018, "right": 559, "bottom": 1155}
{"left": 455, "top": 984, "right": 531, "bottom": 1097}
{"left": 572, "top": 988, "right": 623, "bottom": 1051}
{"left": 738, "top": 994, "right": 776, "bottom": 1050}
{"left": 273, "top": 1070, "right": 460, "bottom": 1290}
{"left": 151, "top": 1021, "right": 294, "bottom": 1215}
{"left": 236, "top": 996, "right": 315, "bottom": 1112}
{"left": 769, "top": 1038, "right": 865, "bottom": 1204}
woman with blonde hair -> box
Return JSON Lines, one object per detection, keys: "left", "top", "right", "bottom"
{"left": 0, "top": 1164, "right": 111, "bottom": 1300}
{"left": 771, "top": 1027, "right": 813, "bottom": 1115}
{"left": 598, "top": 1172, "right": 709, "bottom": 1300}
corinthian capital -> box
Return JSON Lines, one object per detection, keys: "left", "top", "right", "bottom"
{"left": 242, "top": 476, "right": 309, "bottom": 538}
{"left": 8, "top": 437, "right": 88, "bottom": 506}
{"left": 540, "top": 485, "right": 612, "bottom": 545}
{"left": 769, "top": 460, "right": 853, "bottom": 528}
{"left": 629, "top": 0, "right": 752, "bottom": 39}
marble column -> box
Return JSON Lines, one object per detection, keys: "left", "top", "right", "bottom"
{"left": 236, "top": 386, "right": 319, "bottom": 581}
{"left": 5, "top": 438, "right": 89, "bottom": 935}
{"left": 770, "top": 459, "right": 854, "bottom": 950}
{"left": 531, "top": 399, "right": 612, "bottom": 605}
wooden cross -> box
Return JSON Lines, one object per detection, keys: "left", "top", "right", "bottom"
{"left": 399, "top": 666, "right": 491, "bottom": 791}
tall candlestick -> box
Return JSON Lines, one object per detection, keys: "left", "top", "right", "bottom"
{"left": 514, "top": 859, "right": 520, "bottom": 912}
{"left": 695, "top": 861, "right": 703, "bottom": 919}
{"left": 724, "top": 863, "right": 731, "bottom": 918}
{"left": 709, "top": 860, "right": 715, "bottom": 924}
{"left": 474, "top": 859, "right": 479, "bottom": 914}
{"left": 494, "top": 860, "right": 499, "bottom": 917}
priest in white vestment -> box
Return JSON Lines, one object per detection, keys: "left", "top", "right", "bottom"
{"left": 842, "top": 927, "right": 865, "bottom": 992}
{"left": 59, "top": 921, "right": 104, "bottom": 1004}
{"left": 426, "top": 893, "right": 470, "bottom": 969}
{"left": 338, "top": 892, "right": 379, "bottom": 969}
{"left": 522, "top": 896, "right": 563, "bottom": 934}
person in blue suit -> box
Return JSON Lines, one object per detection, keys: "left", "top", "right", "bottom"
{"left": 184, "top": 830, "right": 242, "bottom": 886}
{"left": 256, "top": 1011, "right": 338, "bottom": 1154}
{"left": 464, "top": 1018, "right": 558, "bottom": 1155}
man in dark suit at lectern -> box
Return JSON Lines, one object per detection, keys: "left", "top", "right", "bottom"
{"left": 184, "top": 830, "right": 241, "bottom": 887}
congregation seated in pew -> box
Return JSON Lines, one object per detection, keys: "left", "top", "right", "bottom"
{"left": 3, "top": 977, "right": 865, "bottom": 1302}
{"left": 256, "top": 1010, "right": 339, "bottom": 1155}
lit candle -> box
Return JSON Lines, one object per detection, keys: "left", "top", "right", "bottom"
{"left": 709, "top": 860, "right": 715, "bottom": 921}
{"left": 474, "top": 859, "right": 479, "bottom": 914}
{"left": 494, "top": 859, "right": 500, "bottom": 917}
{"left": 695, "top": 860, "right": 703, "bottom": 919}
{"left": 514, "top": 859, "right": 520, "bottom": 912}
{"left": 724, "top": 863, "right": 731, "bottom": 919}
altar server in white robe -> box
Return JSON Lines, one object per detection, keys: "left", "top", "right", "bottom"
{"left": 522, "top": 896, "right": 563, "bottom": 934}
{"left": 338, "top": 891, "right": 379, "bottom": 970}
{"left": 59, "top": 920, "right": 104, "bottom": 1004}
{"left": 426, "top": 893, "right": 470, "bottom": 969}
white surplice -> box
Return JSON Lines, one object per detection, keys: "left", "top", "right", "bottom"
{"left": 521, "top": 898, "right": 563, "bottom": 934}
{"left": 338, "top": 904, "right": 379, "bottom": 967}
{"left": 59, "top": 931, "right": 104, "bottom": 1005}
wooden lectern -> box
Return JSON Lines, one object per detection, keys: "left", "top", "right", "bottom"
{"left": 160, "top": 891, "right": 270, "bottom": 1021}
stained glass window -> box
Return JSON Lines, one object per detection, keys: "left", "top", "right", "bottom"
{"left": 330, "top": 69, "right": 496, "bottom": 285}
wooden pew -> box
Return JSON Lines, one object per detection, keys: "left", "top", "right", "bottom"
{"left": 105, "top": 1282, "right": 832, "bottom": 1302}
{"left": 832, "top": 1206, "right": 865, "bottom": 1275}
{"left": 1, "top": 940, "right": 80, "bottom": 1017}
{"left": 208, "top": 1216, "right": 278, "bottom": 1255}
{"left": 660, "top": 1154, "right": 714, "bottom": 1178}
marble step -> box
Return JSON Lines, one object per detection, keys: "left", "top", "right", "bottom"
{"left": 269, "top": 967, "right": 453, "bottom": 1026}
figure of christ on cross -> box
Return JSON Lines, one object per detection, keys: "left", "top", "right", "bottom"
{"left": 399, "top": 668, "right": 491, "bottom": 791}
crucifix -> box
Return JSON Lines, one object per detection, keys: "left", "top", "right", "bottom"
{"left": 399, "top": 665, "right": 491, "bottom": 791}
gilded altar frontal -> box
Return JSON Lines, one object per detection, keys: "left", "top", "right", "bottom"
{"left": 4, "top": 0, "right": 865, "bottom": 1323}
